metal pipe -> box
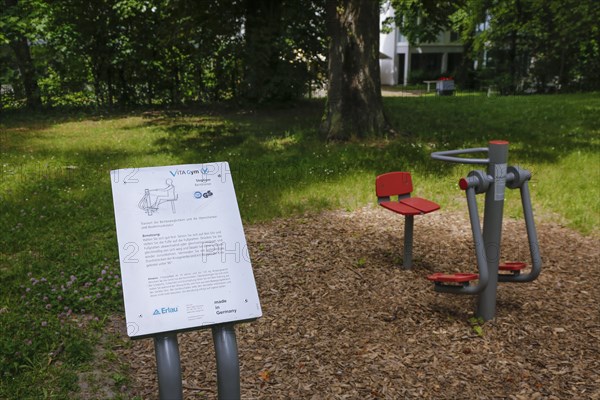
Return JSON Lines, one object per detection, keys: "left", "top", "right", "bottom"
{"left": 499, "top": 180, "right": 542, "bottom": 282}
{"left": 431, "top": 147, "right": 489, "bottom": 164}
{"left": 403, "top": 215, "right": 414, "bottom": 269}
{"left": 476, "top": 140, "right": 509, "bottom": 321}
{"left": 212, "top": 323, "right": 241, "bottom": 400}
{"left": 154, "top": 334, "right": 183, "bottom": 400}
{"left": 434, "top": 186, "right": 489, "bottom": 295}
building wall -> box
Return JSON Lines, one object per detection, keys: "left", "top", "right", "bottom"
{"left": 379, "top": 6, "right": 463, "bottom": 86}
{"left": 379, "top": 4, "right": 398, "bottom": 85}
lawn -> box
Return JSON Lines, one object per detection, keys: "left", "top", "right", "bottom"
{"left": 0, "top": 93, "right": 599, "bottom": 398}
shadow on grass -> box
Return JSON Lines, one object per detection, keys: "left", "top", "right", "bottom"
{"left": 135, "top": 101, "right": 455, "bottom": 223}
{"left": 0, "top": 148, "right": 140, "bottom": 280}
{"left": 2, "top": 93, "right": 598, "bottom": 263}
{"left": 385, "top": 93, "right": 600, "bottom": 163}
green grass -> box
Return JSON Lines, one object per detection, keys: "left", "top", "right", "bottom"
{"left": 1, "top": 93, "right": 599, "bottom": 397}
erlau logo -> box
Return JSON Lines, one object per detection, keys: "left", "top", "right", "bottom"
{"left": 153, "top": 306, "right": 179, "bottom": 315}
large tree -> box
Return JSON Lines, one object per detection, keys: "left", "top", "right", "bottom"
{"left": 321, "top": 0, "right": 390, "bottom": 141}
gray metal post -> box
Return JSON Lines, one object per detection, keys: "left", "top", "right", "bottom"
{"left": 499, "top": 177, "right": 542, "bottom": 283}
{"left": 520, "top": 181, "right": 542, "bottom": 274}
{"left": 403, "top": 215, "right": 414, "bottom": 268}
{"left": 154, "top": 333, "right": 183, "bottom": 400}
{"left": 212, "top": 323, "right": 241, "bottom": 400}
{"left": 476, "top": 140, "right": 509, "bottom": 321}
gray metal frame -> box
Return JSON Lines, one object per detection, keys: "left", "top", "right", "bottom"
{"left": 432, "top": 176, "right": 489, "bottom": 295}
{"left": 154, "top": 334, "right": 183, "bottom": 400}
{"left": 431, "top": 147, "right": 489, "bottom": 165}
{"left": 431, "top": 141, "right": 542, "bottom": 321}
{"left": 476, "top": 141, "right": 507, "bottom": 320}
{"left": 501, "top": 166, "right": 542, "bottom": 283}
{"left": 212, "top": 323, "right": 241, "bottom": 400}
{"left": 403, "top": 215, "right": 414, "bottom": 269}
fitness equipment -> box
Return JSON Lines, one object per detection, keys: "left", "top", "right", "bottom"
{"left": 428, "top": 140, "right": 542, "bottom": 321}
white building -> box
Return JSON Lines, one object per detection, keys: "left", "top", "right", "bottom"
{"left": 379, "top": 5, "right": 463, "bottom": 86}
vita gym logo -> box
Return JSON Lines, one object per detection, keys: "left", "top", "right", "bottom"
{"left": 169, "top": 169, "right": 200, "bottom": 177}
{"left": 153, "top": 306, "right": 179, "bottom": 316}
{"left": 169, "top": 167, "right": 210, "bottom": 177}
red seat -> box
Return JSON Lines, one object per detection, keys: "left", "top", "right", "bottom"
{"left": 380, "top": 201, "right": 423, "bottom": 215}
{"left": 401, "top": 197, "right": 440, "bottom": 214}
{"left": 376, "top": 172, "right": 440, "bottom": 268}
{"left": 376, "top": 172, "right": 440, "bottom": 215}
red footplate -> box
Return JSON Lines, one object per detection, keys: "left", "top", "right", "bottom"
{"left": 427, "top": 273, "right": 479, "bottom": 283}
{"left": 499, "top": 262, "right": 527, "bottom": 271}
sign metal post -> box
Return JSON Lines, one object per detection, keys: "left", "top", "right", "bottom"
{"left": 154, "top": 334, "right": 183, "bottom": 400}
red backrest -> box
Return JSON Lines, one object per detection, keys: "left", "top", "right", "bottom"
{"left": 376, "top": 172, "right": 413, "bottom": 197}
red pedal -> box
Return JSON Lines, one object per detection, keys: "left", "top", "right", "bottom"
{"left": 499, "top": 262, "right": 527, "bottom": 271}
{"left": 427, "top": 273, "right": 479, "bottom": 283}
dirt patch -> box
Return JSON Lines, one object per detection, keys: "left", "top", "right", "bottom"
{"left": 381, "top": 87, "right": 424, "bottom": 97}
{"left": 77, "top": 316, "right": 129, "bottom": 399}
{"left": 110, "top": 207, "right": 600, "bottom": 399}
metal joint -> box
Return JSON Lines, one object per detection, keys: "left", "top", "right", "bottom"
{"left": 459, "top": 170, "right": 490, "bottom": 194}
{"left": 506, "top": 166, "right": 532, "bottom": 189}
{"left": 468, "top": 170, "right": 491, "bottom": 194}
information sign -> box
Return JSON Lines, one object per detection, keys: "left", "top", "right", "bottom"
{"left": 110, "top": 162, "right": 261, "bottom": 338}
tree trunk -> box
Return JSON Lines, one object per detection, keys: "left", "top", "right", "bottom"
{"left": 321, "top": 0, "right": 390, "bottom": 141}
{"left": 5, "top": 0, "right": 42, "bottom": 109}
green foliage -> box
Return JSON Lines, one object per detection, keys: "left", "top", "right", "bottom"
{"left": 242, "top": 0, "right": 326, "bottom": 103}
{"left": 1, "top": 0, "right": 326, "bottom": 109}
{"left": 387, "top": 0, "right": 466, "bottom": 44}
{"left": 2, "top": 0, "right": 598, "bottom": 109}
{"left": 389, "top": 0, "right": 600, "bottom": 92}
{"left": 0, "top": 0, "right": 50, "bottom": 41}
{"left": 468, "top": 316, "right": 485, "bottom": 336}
{"left": 482, "top": 0, "right": 600, "bottom": 92}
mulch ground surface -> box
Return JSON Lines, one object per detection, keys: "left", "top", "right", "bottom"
{"left": 109, "top": 207, "right": 599, "bottom": 399}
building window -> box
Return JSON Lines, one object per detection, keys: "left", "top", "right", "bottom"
{"left": 397, "top": 30, "right": 407, "bottom": 43}
{"left": 450, "top": 31, "right": 459, "bottom": 42}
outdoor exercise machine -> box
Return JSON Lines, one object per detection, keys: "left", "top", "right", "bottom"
{"left": 376, "top": 172, "right": 440, "bottom": 268}
{"left": 427, "top": 140, "right": 542, "bottom": 321}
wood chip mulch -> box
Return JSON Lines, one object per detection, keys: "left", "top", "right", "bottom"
{"left": 107, "top": 207, "right": 600, "bottom": 399}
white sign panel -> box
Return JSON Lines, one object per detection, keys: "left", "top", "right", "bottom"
{"left": 110, "top": 162, "right": 262, "bottom": 338}
{"left": 494, "top": 163, "right": 507, "bottom": 201}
